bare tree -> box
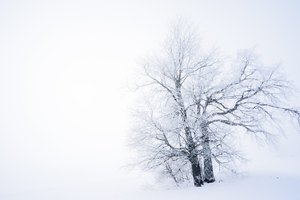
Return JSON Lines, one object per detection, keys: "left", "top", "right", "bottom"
{"left": 199, "top": 51, "right": 300, "bottom": 182}
{"left": 131, "top": 22, "right": 300, "bottom": 187}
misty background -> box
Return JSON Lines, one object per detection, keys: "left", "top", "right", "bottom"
{"left": 0, "top": 0, "right": 300, "bottom": 198}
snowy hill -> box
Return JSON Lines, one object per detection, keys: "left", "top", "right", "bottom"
{"left": 1, "top": 174, "right": 299, "bottom": 200}
{"left": 127, "top": 175, "right": 300, "bottom": 200}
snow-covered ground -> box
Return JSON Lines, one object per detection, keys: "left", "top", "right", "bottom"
{"left": 129, "top": 175, "right": 300, "bottom": 200}
{"left": 1, "top": 173, "right": 299, "bottom": 200}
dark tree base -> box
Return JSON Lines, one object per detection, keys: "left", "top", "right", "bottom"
{"left": 204, "top": 178, "right": 215, "bottom": 183}
{"left": 194, "top": 180, "right": 204, "bottom": 187}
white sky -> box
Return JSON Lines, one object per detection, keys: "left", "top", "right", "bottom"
{"left": 0, "top": 0, "right": 300, "bottom": 198}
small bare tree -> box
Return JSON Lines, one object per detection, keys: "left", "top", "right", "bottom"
{"left": 131, "top": 21, "right": 300, "bottom": 187}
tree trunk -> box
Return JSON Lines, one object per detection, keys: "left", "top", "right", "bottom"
{"left": 203, "top": 132, "right": 215, "bottom": 183}
{"left": 177, "top": 87, "right": 203, "bottom": 186}
{"left": 185, "top": 126, "right": 203, "bottom": 187}
{"left": 189, "top": 155, "right": 203, "bottom": 187}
